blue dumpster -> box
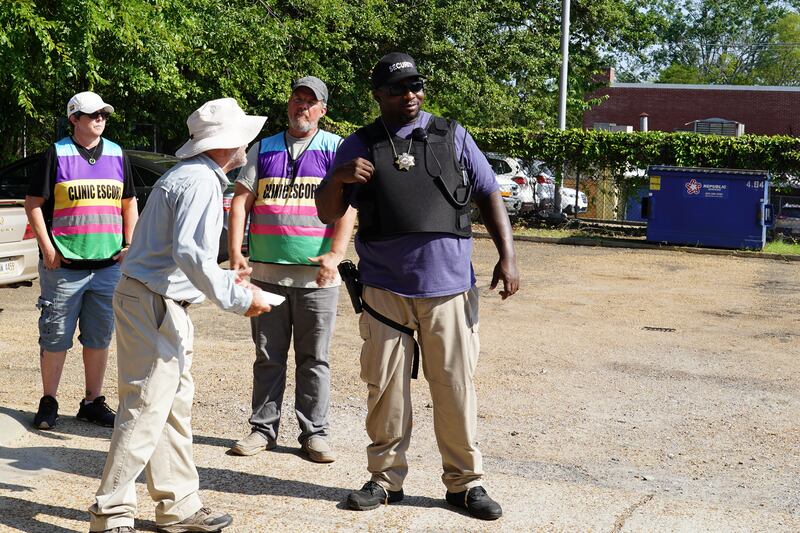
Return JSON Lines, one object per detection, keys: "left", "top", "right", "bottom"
{"left": 644, "top": 166, "right": 772, "bottom": 249}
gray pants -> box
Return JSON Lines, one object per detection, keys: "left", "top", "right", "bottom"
{"left": 249, "top": 280, "right": 338, "bottom": 444}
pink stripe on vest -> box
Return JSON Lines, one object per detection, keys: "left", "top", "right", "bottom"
{"left": 252, "top": 204, "right": 319, "bottom": 216}
{"left": 51, "top": 224, "right": 122, "bottom": 236}
{"left": 249, "top": 224, "right": 334, "bottom": 237}
{"left": 53, "top": 205, "right": 121, "bottom": 218}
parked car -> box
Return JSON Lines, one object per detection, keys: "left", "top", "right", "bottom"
{"left": 0, "top": 150, "right": 239, "bottom": 277}
{"left": 495, "top": 174, "right": 522, "bottom": 215}
{"left": 774, "top": 202, "right": 800, "bottom": 238}
{"left": 0, "top": 198, "right": 38, "bottom": 287}
{"left": 524, "top": 160, "right": 588, "bottom": 215}
{"left": 485, "top": 153, "right": 534, "bottom": 216}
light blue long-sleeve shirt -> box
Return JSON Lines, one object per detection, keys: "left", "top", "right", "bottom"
{"left": 122, "top": 154, "right": 252, "bottom": 314}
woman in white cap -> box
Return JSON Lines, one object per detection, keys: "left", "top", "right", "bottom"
{"left": 88, "top": 98, "right": 275, "bottom": 533}
{"left": 25, "top": 91, "right": 138, "bottom": 431}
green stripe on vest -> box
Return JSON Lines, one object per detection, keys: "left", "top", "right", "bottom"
{"left": 55, "top": 233, "right": 122, "bottom": 260}
{"left": 249, "top": 234, "right": 332, "bottom": 265}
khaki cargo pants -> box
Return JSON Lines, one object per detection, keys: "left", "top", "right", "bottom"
{"left": 89, "top": 275, "right": 202, "bottom": 531}
{"left": 359, "top": 285, "right": 483, "bottom": 493}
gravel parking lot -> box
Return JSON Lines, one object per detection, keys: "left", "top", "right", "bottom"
{"left": 1, "top": 238, "right": 799, "bottom": 532}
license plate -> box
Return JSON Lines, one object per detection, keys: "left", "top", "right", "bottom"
{"left": 0, "top": 258, "right": 16, "bottom": 275}
{"left": 501, "top": 191, "right": 511, "bottom": 197}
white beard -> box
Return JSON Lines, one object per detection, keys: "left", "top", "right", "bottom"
{"left": 289, "top": 116, "right": 315, "bottom": 133}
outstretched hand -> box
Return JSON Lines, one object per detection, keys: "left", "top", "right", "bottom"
{"left": 245, "top": 289, "right": 272, "bottom": 317}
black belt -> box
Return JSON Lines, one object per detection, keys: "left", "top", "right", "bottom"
{"left": 362, "top": 301, "right": 420, "bottom": 379}
{"left": 175, "top": 300, "right": 191, "bottom": 309}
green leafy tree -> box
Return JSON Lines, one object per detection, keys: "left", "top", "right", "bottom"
{"left": 1, "top": 0, "right": 657, "bottom": 164}
{"left": 753, "top": 11, "right": 800, "bottom": 84}
{"left": 621, "top": 0, "right": 800, "bottom": 84}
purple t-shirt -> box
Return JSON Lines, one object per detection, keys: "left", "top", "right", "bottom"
{"left": 320, "top": 111, "right": 498, "bottom": 297}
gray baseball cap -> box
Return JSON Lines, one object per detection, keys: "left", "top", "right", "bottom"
{"left": 291, "top": 76, "right": 328, "bottom": 103}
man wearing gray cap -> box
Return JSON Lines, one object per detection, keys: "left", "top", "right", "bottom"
{"left": 227, "top": 76, "right": 355, "bottom": 463}
{"left": 89, "top": 97, "right": 275, "bottom": 533}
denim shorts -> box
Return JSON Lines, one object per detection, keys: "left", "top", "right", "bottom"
{"left": 37, "top": 261, "right": 121, "bottom": 351}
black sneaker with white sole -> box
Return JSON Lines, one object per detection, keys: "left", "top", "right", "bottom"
{"left": 33, "top": 395, "right": 59, "bottom": 429}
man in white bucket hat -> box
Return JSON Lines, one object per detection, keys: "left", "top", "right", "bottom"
{"left": 89, "top": 98, "right": 274, "bottom": 533}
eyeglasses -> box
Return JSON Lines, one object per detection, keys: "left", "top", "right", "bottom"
{"left": 290, "top": 96, "right": 322, "bottom": 108}
{"left": 77, "top": 111, "right": 111, "bottom": 121}
{"left": 382, "top": 79, "right": 425, "bottom": 96}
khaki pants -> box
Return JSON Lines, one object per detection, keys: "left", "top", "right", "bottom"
{"left": 359, "top": 285, "right": 483, "bottom": 493}
{"left": 89, "top": 275, "right": 202, "bottom": 531}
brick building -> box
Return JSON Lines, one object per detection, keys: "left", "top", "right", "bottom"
{"left": 583, "top": 68, "right": 800, "bottom": 136}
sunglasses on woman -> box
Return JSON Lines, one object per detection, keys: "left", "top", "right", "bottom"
{"left": 76, "top": 111, "right": 111, "bottom": 120}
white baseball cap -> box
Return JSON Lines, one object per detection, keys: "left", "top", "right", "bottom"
{"left": 66, "top": 91, "right": 114, "bottom": 118}
{"left": 175, "top": 98, "right": 267, "bottom": 159}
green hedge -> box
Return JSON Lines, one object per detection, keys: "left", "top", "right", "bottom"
{"left": 473, "top": 129, "right": 800, "bottom": 181}
{"left": 322, "top": 119, "right": 800, "bottom": 186}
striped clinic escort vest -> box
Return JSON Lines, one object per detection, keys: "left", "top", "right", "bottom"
{"left": 51, "top": 137, "right": 125, "bottom": 261}
{"left": 249, "top": 130, "right": 341, "bottom": 265}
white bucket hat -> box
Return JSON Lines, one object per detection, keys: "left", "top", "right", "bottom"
{"left": 175, "top": 98, "right": 267, "bottom": 159}
{"left": 66, "top": 91, "right": 114, "bottom": 117}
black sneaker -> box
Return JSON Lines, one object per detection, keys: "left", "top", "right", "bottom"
{"left": 445, "top": 486, "right": 503, "bottom": 520}
{"left": 77, "top": 396, "right": 116, "bottom": 427}
{"left": 346, "top": 481, "right": 404, "bottom": 511}
{"left": 33, "top": 395, "right": 59, "bottom": 429}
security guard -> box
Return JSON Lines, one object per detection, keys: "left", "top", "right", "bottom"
{"left": 316, "top": 52, "right": 519, "bottom": 521}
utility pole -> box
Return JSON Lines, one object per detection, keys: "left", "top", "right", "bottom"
{"left": 554, "top": 0, "right": 571, "bottom": 218}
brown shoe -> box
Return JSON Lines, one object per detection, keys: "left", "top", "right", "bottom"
{"left": 301, "top": 436, "right": 335, "bottom": 463}
{"left": 229, "top": 431, "right": 276, "bottom": 456}
{"left": 156, "top": 508, "right": 232, "bottom": 532}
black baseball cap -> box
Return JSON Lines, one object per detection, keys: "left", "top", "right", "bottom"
{"left": 370, "top": 52, "right": 424, "bottom": 89}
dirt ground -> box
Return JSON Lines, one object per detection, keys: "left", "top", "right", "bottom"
{"left": 0, "top": 238, "right": 799, "bottom": 532}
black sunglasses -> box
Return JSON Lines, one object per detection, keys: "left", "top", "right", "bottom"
{"left": 76, "top": 111, "right": 111, "bottom": 120}
{"left": 383, "top": 79, "right": 425, "bottom": 96}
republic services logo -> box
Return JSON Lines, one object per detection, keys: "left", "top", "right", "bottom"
{"left": 685, "top": 179, "right": 702, "bottom": 195}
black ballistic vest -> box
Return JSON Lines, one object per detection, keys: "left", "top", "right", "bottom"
{"left": 355, "top": 116, "right": 473, "bottom": 242}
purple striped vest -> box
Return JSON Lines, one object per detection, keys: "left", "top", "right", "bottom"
{"left": 249, "top": 130, "right": 341, "bottom": 264}
{"left": 51, "top": 137, "right": 125, "bottom": 260}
